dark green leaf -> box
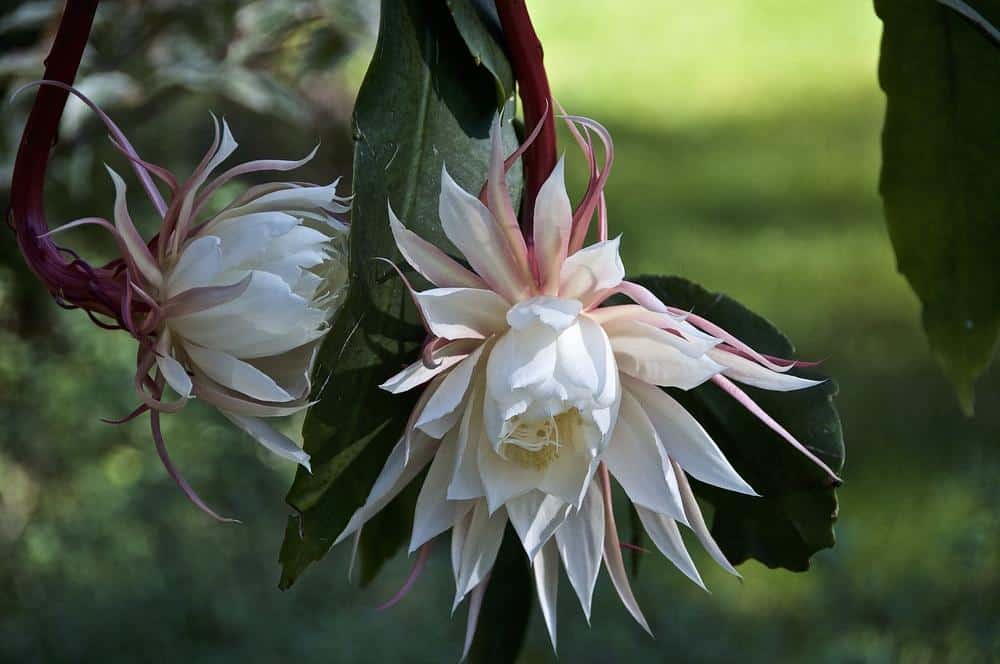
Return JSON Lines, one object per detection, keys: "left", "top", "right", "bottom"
{"left": 447, "top": 0, "right": 515, "bottom": 103}
{"left": 876, "top": 0, "right": 1000, "bottom": 414}
{"left": 631, "top": 275, "right": 845, "bottom": 571}
{"left": 279, "top": 0, "right": 521, "bottom": 589}
{"left": 466, "top": 527, "right": 533, "bottom": 664}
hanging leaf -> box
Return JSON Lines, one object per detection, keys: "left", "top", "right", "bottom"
{"left": 630, "top": 276, "right": 845, "bottom": 572}
{"left": 447, "top": 0, "right": 515, "bottom": 103}
{"left": 278, "top": 0, "right": 520, "bottom": 589}
{"left": 875, "top": 0, "right": 1000, "bottom": 414}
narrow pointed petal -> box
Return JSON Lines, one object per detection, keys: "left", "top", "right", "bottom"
{"left": 453, "top": 502, "right": 507, "bottom": 609}
{"left": 673, "top": 461, "right": 742, "bottom": 578}
{"left": 461, "top": 577, "right": 488, "bottom": 661}
{"left": 184, "top": 343, "right": 294, "bottom": 403}
{"left": 603, "top": 391, "right": 687, "bottom": 523}
{"left": 388, "top": 206, "right": 486, "bottom": 289}
{"left": 626, "top": 377, "right": 756, "bottom": 496}
{"left": 533, "top": 539, "right": 560, "bottom": 653}
{"left": 559, "top": 236, "right": 625, "bottom": 302}
{"left": 636, "top": 506, "right": 705, "bottom": 589}
{"left": 157, "top": 353, "right": 192, "bottom": 398}
{"left": 608, "top": 320, "right": 724, "bottom": 389}
{"left": 415, "top": 343, "right": 486, "bottom": 437}
{"left": 554, "top": 480, "right": 604, "bottom": 622}
{"left": 709, "top": 348, "right": 823, "bottom": 392}
{"left": 413, "top": 287, "right": 509, "bottom": 340}
{"left": 334, "top": 434, "right": 439, "bottom": 545}
{"left": 106, "top": 167, "right": 163, "bottom": 289}
{"left": 486, "top": 116, "right": 533, "bottom": 280}
{"left": 534, "top": 157, "right": 573, "bottom": 295}
{"left": 506, "top": 491, "right": 571, "bottom": 561}
{"left": 439, "top": 167, "right": 530, "bottom": 301}
{"left": 410, "top": 432, "right": 475, "bottom": 552}
{"left": 599, "top": 467, "right": 652, "bottom": 635}
{"left": 380, "top": 339, "right": 481, "bottom": 394}
{"left": 221, "top": 412, "right": 311, "bottom": 470}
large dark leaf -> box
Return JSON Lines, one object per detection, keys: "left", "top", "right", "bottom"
{"left": 447, "top": 0, "right": 514, "bottom": 102}
{"left": 632, "top": 276, "right": 845, "bottom": 571}
{"left": 875, "top": 0, "right": 1000, "bottom": 414}
{"left": 278, "top": 0, "right": 520, "bottom": 589}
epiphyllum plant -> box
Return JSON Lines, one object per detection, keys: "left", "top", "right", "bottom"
{"left": 337, "top": 113, "right": 841, "bottom": 651}
{"left": 10, "top": 78, "right": 347, "bottom": 520}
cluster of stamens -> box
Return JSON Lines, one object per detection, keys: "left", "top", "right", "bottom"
{"left": 499, "top": 409, "right": 583, "bottom": 470}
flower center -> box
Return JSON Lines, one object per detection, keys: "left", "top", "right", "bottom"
{"left": 499, "top": 408, "right": 583, "bottom": 470}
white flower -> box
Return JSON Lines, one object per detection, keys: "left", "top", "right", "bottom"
{"left": 55, "top": 113, "right": 349, "bottom": 519}
{"left": 336, "top": 115, "right": 836, "bottom": 653}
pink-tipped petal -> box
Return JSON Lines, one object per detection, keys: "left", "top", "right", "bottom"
{"left": 598, "top": 465, "right": 652, "bottom": 635}
{"left": 388, "top": 205, "right": 486, "bottom": 289}
{"left": 376, "top": 542, "right": 432, "bottom": 611}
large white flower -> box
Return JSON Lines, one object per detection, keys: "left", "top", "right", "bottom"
{"left": 337, "top": 116, "right": 837, "bottom": 653}
{"left": 49, "top": 108, "right": 348, "bottom": 520}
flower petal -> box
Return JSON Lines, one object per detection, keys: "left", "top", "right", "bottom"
{"left": 533, "top": 539, "right": 560, "bottom": 653}
{"left": 506, "top": 491, "right": 571, "bottom": 561}
{"left": 439, "top": 167, "right": 530, "bottom": 302}
{"left": 636, "top": 506, "right": 705, "bottom": 589}
{"left": 602, "top": 390, "right": 687, "bottom": 523}
{"left": 449, "top": 382, "right": 487, "bottom": 500}
{"left": 534, "top": 157, "right": 573, "bottom": 295}
{"left": 599, "top": 467, "right": 652, "bottom": 635}
{"left": 413, "top": 287, "right": 509, "bottom": 340}
{"left": 709, "top": 348, "right": 823, "bottom": 392}
{"left": 554, "top": 480, "right": 604, "bottom": 622}
{"left": 415, "top": 343, "right": 487, "bottom": 437}
{"left": 334, "top": 433, "right": 439, "bottom": 545}
{"left": 388, "top": 205, "right": 486, "bottom": 289}
{"left": 221, "top": 412, "right": 311, "bottom": 470}
{"left": 453, "top": 501, "right": 507, "bottom": 610}
{"left": 625, "top": 377, "right": 756, "bottom": 495}
{"left": 673, "top": 460, "right": 741, "bottom": 578}
{"left": 183, "top": 342, "right": 294, "bottom": 403}
{"left": 105, "top": 167, "right": 163, "bottom": 289}
{"left": 559, "top": 236, "right": 625, "bottom": 302}
{"left": 380, "top": 338, "right": 482, "bottom": 394}
{"left": 410, "top": 431, "right": 476, "bottom": 553}
{"left": 607, "top": 319, "right": 723, "bottom": 389}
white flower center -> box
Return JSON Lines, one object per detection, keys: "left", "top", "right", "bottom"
{"left": 499, "top": 408, "right": 584, "bottom": 470}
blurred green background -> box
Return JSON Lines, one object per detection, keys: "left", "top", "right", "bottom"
{"left": 1, "top": 1, "right": 997, "bottom": 662}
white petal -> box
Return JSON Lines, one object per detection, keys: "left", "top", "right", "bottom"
{"left": 626, "top": 377, "right": 756, "bottom": 496}
{"left": 555, "top": 481, "right": 604, "bottom": 622}
{"left": 379, "top": 339, "right": 482, "bottom": 394}
{"left": 533, "top": 157, "right": 572, "bottom": 295}
{"left": 539, "top": 449, "right": 598, "bottom": 509}
{"left": 388, "top": 205, "right": 485, "bottom": 289}
{"left": 602, "top": 391, "right": 687, "bottom": 523}
{"left": 477, "top": 430, "right": 544, "bottom": 512}
{"left": 167, "top": 235, "right": 223, "bottom": 297}
{"left": 410, "top": 431, "right": 475, "bottom": 553}
{"left": 506, "top": 491, "right": 571, "bottom": 560}
{"left": 453, "top": 501, "right": 507, "bottom": 609}
{"left": 155, "top": 332, "right": 192, "bottom": 398}
{"left": 608, "top": 320, "right": 724, "bottom": 389}
{"left": 439, "top": 167, "right": 529, "bottom": 302}
{"left": 415, "top": 343, "right": 486, "bottom": 437}
{"left": 533, "top": 539, "right": 560, "bottom": 653}
{"left": 461, "top": 578, "right": 488, "bottom": 661}
{"left": 559, "top": 236, "right": 625, "bottom": 302}
{"left": 708, "top": 348, "right": 823, "bottom": 392}
{"left": 449, "top": 383, "right": 486, "bottom": 500}
{"left": 674, "top": 461, "right": 742, "bottom": 578}
{"left": 184, "top": 343, "right": 294, "bottom": 402}
{"left": 636, "top": 506, "right": 705, "bottom": 589}
{"left": 244, "top": 341, "right": 319, "bottom": 401}
{"left": 600, "top": 476, "right": 652, "bottom": 635}
{"left": 105, "top": 167, "right": 162, "bottom": 288}
{"left": 210, "top": 181, "right": 342, "bottom": 226}
{"left": 487, "top": 325, "right": 558, "bottom": 395}
{"left": 221, "top": 412, "right": 310, "bottom": 469}
{"left": 413, "top": 287, "right": 509, "bottom": 340}
{"left": 334, "top": 434, "right": 438, "bottom": 545}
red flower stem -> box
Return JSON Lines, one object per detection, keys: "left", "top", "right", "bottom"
{"left": 494, "top": 0, "right": 557, "bottom": 238}
{"left": 7, "top": 0, "right": 125, "bottom": 319}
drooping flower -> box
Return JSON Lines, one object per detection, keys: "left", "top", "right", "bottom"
{"left": 16, "top": 82, "right": 348, "bottom": 520}
{"left": 337, "top": 113, "right": 839, "bottom": 654}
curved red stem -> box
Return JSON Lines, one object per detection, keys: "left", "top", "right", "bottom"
{"left": 494, "top": 0, "right": 557, "bottom": 238}
{"left": 7, "top": 0, "right": 128, "bottom": 320}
